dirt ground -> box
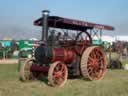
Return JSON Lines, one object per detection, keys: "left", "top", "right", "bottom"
{"left": 0, "top": 59, "right": 18, "bottom": 64}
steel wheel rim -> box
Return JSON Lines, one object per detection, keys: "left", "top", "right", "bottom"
{"left": 48, "top": 61, "right": 68, "bottom": 87}
{"left": 81, "top": 46, "right": 107, "bottom": 80}
{"left": 20, "top": 58, "right": 35, "bottom": 81}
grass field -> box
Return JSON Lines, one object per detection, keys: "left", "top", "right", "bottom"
{"left": 0, "top": 64, "right": 128, "bottom": 96}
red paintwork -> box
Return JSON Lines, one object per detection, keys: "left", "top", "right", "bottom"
{"left": 63, "top": 49, "right": 76, "bottom": 64}
{"left": 52, "top": 63, "right": 67, "bottom": 85}
{"left": 75, "top": 31, "right": 92, "bottom": 55}
{"left": 53, "top": 48, "right": 76, "bottom": 64}
{"left": 31, "top": 64, "right": 49, "bottom": 73}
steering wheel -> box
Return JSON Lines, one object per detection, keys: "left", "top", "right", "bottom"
{"left": 75, "top": 31, "right": 92, "bottom": 55}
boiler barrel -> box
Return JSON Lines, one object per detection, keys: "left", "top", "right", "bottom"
{"left": 53, "top": 48, "right": 76, "bottom": 64}
{"left": 34, "top": 46, "right": 76, "bottom": 64}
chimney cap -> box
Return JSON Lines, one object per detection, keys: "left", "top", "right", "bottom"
{"left": 42, "top": 10, "right": 50, "bottom": 14}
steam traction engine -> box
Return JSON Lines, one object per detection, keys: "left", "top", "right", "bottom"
{"left": 20, "top": 10, "right": 114, "bottom": 87}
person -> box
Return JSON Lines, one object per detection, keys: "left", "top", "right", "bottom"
{"left": 47, "top": 30, "right": 56, "bottom": 46}
{"left": 56, "top": 32, "right": 62, "bottom": 41}
{"left": 54, "top": 32, "right": 63, "bottom": 46}
{"left": 0, "top": 43, "right": 3, "bottom": 59}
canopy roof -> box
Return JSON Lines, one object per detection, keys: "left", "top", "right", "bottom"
{"left": 34, "top": 16, "right": 114, "bottom": 31}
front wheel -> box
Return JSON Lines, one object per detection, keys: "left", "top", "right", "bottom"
{"left": 48, "top": 61, "right": 68, "bottom": 87}
{"left": 20, "top": 58, "right": 35, "bottom": 81}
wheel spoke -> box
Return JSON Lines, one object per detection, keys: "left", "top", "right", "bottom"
{"left": 48, "top": 61, "right": 68, "bottom": 87}
{"left": 20, "top": 59, "right": 35, "bottom": 81}
{"left": 81, "top": 46, "right": 106, "bottom": 80}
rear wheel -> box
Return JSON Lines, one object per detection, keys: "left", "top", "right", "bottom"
{"left": 80, "top": 46, "right": 107, "bottom": 80}
{"left": 48, "top": 61, "right": 68, "bottom": 87}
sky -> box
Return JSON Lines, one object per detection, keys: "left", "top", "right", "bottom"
{"left": 0, "top": 0, "right": 128, "bottom": 39}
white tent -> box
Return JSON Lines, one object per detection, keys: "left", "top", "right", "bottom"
{"left": 101, "top": 36, "right": 115, "bottom": 43}
{"left": 115, "top": 36, "right": 128, "bottom": 41}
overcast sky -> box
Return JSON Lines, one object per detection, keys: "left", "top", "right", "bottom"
{"left": 0, "top": 0, "right": 128, "bottom": 39}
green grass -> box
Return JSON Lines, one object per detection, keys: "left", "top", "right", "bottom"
{"left": 0, "top": 64, "right": 128, "bottom": 96}
{"left": 122, "top": 58, "right": 128, "bottom": 64}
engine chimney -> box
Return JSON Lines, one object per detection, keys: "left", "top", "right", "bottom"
{"left": 42, "top": 10, "right": 50, "bottom": 43}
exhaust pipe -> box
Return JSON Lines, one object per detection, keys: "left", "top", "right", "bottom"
{"left": 42, "top": 10, "right": 50, "bottom": 43}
